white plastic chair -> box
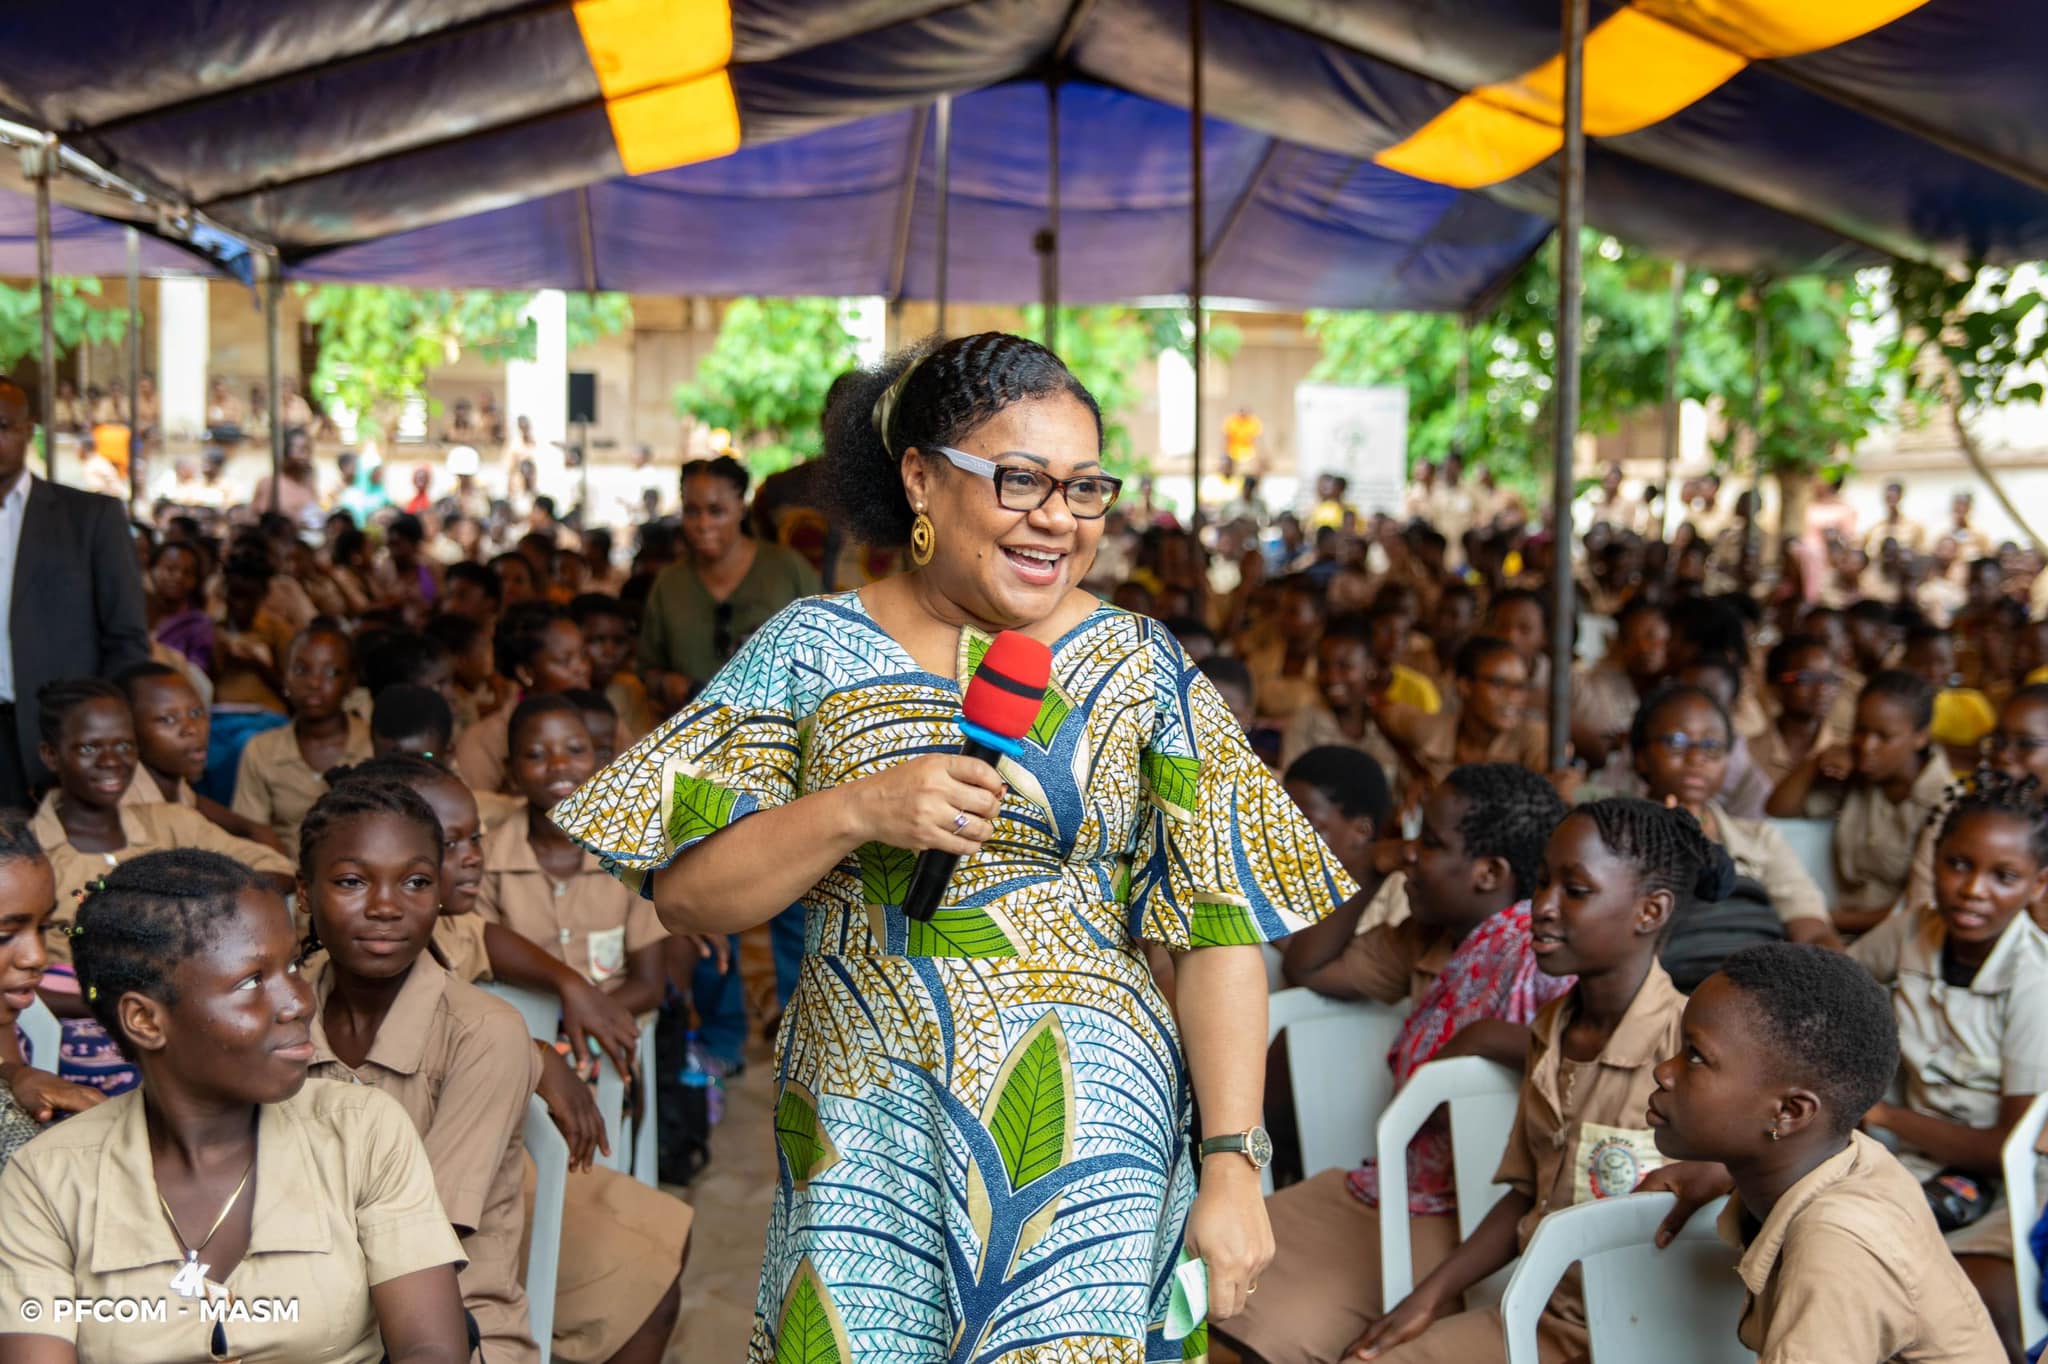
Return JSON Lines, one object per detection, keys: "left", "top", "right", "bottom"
{"left": 16, "top": 997, "right": 60, "bottom": 1071}
{"left": 1378, "top": 1056, "right": 1521, "bottom": 1313}
{"left": 1500, "top": 1192, "right": 1750, "bottom": 1364}
{"left": 1768, "top": 818, "right": 1837, "bottom": 907}
{"left": 522, "top": 1094, "right": 567, "bottom": 1364}
{"left": 2005, "top": 1093, "right": 2048, "bottom": 1350}
{"left": 483, "top": 981, "right": 642, "bottom": 1180}
{"left": 1262, "top": 987, "right": 1408, "bottom": 1197}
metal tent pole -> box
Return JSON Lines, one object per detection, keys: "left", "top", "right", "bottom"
{"left": 1742, "top": 276, "right": 1768, "bottom": 588}
{"left": 32, "top": 137, "right": 57, "bottom": 482}
{"left": 265, "top": 272, "right": 283, "bottom": 515}
{"left": 126, "top": 226, "right": 142, "bottom": 508}
{"left": 1188, "top": 0, "right": 1206, "bottom": 531}
{"left": 1039, "top": 79, "right": 1061, "bottom": 354}
{"left": 1660, "top": 261, "right": 1685, "bottom": 540}
{"left": 1548, "top": 0, "right": 1588, "bottom": 770}
{"left": 935, "top": 94, "right": 953, "bottom": 337}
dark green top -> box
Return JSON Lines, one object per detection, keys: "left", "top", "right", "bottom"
{"left": 637, "top": 541, "right": 820, "bottom": 685}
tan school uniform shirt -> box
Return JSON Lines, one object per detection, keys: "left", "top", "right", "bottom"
{"left": 30, "top": 798, "right": 295, "bottom": 965}
{"left": 1718, "top": 1131, "right": 2002, "bottom": 1363}
{"left": 1279, "top": 702, "right": 1402, "bottom": 791}
{"left": 1318, "top": 915, "right": 1454, "bottom": 1007}
{"left": 1849, "top": 905, "right": 2048, "bottom": 1183}
{"left": 1697, "top": 804, "right": 1829, "bottom": 929}
{"left": 0, "top": 1079, "right": 463, "bottom": 1364}
{"left": 231, "top": 715, "right": 374, "bottom": 854}
{"left": 476, "top": 817, "right": 665, "bottom": 988}
{"left": 1800, "top": 753, "right": 1953, "bottom": 913}
{"left": 1745, "top": 718, "right": 1850, "bottom": 796}
{"left": 1495, "top": 964, "right": 1687, "bottom": 1325}
{"left": 432, "top": 912, "right": 494, "bottom": 984}
{"left": 306, "top": 956, "right": 543, "bottom": 1364}
{"left": 1378, "top": 705, "right": 1548, "bottom": 788}
{"left": 118, "top": 769, "right": 197, "bottom": 810}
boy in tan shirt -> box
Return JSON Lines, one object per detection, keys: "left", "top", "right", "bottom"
{"left": 1642, "top": 943, "right": 2001, "bottom": 1362}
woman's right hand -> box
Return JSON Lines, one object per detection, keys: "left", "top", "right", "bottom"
{"left": 846, "top": 755, "right": 1007, "bottom": 855}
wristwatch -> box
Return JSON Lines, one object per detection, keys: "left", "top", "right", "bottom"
{"left": 1198, "top": 1125, "right": 1274, "bottom": 1170}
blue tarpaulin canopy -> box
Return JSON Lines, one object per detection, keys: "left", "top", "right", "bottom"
{"left": 0, "top": 0, "right": 2042, "bottom": 307}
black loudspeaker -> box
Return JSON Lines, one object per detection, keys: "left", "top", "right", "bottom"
{"left": 567, "top": 371, "right": 597, "bottom": 425}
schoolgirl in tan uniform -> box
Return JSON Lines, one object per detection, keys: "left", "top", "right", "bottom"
{"left": 0, "top": 850, "right": 469, "bottom": 1362}
{"left": 1347, "top": 800, "right": 1719, "bottom": 1364}
{"left": 304, "top": 763, "right": 691, "bottom": 1363}
{"left": 114, "top": 661, "right": 285, "bottom": 852}
{"left": 1644, "top": 942, "right": 2003, "bottom": 1362}
{"left": 231, "top": 624, "right": 374, "bottom": 853}
{"left": 1767, "top": 669, "right": 1952, "bottom": 936}
{"left": 476, "top": 696, "right": 665, "bottom": 1014}
{"left": 454, "top": 601, "right": 594, "bottom": 795}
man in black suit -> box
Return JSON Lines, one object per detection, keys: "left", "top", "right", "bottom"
{"left": 0, "top": 379, "right": 149, "bottom": 804}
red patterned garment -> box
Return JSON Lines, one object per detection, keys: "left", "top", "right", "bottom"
{"left": 1346, "top": 899, "right": 1574, "bottom": 1215}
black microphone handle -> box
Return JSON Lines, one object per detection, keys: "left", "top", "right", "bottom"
{"left": 900, "top": 735, "right": 1008, "bottom": 922}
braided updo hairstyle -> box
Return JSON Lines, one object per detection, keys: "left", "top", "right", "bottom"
{"left": 71, "top": 849, "right": 276, "bottom": 1058}
{"left": 1575, "top": 796, "right": 1738, "bottom": 921}
{"left": 1934, "top": 769, "right": 2048, "bottom": 865}
{"left": 823, "top": 333, "right": 1103, "bottom": 548}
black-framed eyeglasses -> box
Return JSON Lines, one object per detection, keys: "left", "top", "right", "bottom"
{"left": 933, "top": 446, "right": 1122, "bottom": 519}
{"left": 1983, "top": 731, "right": 2048, "bottom": 757}
{"left": 712, "top": 601, "right": 736, "bottom": 661}
{"left": 1649, "top": 733, "right": 1730, "bottom": 759}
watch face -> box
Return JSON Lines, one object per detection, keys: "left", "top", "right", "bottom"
{"left": 1247, "top": 1125, "right": 1274, "bottom": 1169}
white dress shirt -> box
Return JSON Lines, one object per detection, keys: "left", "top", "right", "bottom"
{"left": 0, "top": 471, "right": 33, "bottom": 702}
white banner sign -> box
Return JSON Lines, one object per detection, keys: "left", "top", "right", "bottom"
{"left": 1293, "top": 383, "right": 1408, "bottom": 517}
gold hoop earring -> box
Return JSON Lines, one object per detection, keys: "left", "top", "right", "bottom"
{"left": 910, "top": 510, "right": 936, "bottom": 567}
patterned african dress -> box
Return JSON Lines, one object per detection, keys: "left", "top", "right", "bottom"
{"left": 550, "top": 593, "right": 1354, "bottom": 1364}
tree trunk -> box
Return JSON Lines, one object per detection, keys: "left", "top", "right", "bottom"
{"left": 1942, "top": 355, "right": 2045, "bottom": 556}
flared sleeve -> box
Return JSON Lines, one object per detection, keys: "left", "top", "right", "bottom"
{"left": 1127, "top": 621, "right": 1356, "bottom": 949}
{"left": 550, "top": 602, "right": 812, "bottom": 897}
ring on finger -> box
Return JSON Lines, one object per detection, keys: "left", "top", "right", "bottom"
{"left": 951, "top": 811, "right": 970, "bottom": 833}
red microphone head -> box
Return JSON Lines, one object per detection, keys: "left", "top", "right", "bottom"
{"left": 962, "top": 632, "right": 1053, "bottom": 740}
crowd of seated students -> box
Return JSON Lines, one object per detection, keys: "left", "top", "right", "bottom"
{"left": 0, "top": 483, "right": 757, "bottom": 1361}
{"left": 4, "top": 431, "right": 2048, "bottom": 1360}
{"left": 1157, "top": 466, "right": 2048, "bottom": 1363}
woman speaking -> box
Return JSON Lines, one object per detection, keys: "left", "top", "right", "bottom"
{"left": 551, "top": 333, "right": 1353, "bottom": 1362}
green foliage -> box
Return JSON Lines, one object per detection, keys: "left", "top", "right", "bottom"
{"left": 1884, "top": 262, "right": 2048, "bottom": 414}
{"left": 1307, "top": 233, "right": 1888, "bottom": 490}
{"left": 673, "top": 298, "right": 860, "bottom": 474}
{"left": 297, "top": 285, "right": 633, "bottom": 439}
{"left": 1701, "top": 274, "right": 1888, "bottom": 475}
{"left": 0, "top": 278, "right": 130, "bottom": 371}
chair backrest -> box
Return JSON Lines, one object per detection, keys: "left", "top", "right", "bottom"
{"left": 1768, "top": 818, "right": 1837, "bottom": 906}
{"left": 522, "top": 1095, "right": 567, "bottom": 1364}
{"left": 1501, "top": 1192, "right": 1749, "bottom": 1364}
{"left": 482, "top": 981, "right": 635, "bottom": 1179}
{"left": 17, "top": 997, "right": 60, "bottom": 1071}
{"left": 628, "top": 1014, "right": 659, "bottom": 1186}
{"left": 2005, "top": 1093, "right": 2048, "bottom": 1350}
{"left": 1262, "top": 987, "right": 1408, "bottom": 1197}
{"left": 1377, "top": 1056, "right": 1521, "bottom": 1312}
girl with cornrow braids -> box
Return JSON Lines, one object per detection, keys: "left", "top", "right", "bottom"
{"left": 1846, "top": 769, "right": 2048, "bottom": 1356}
{"left": 1351, "top": 798, "right": 1733, "bottom": 1363}
{"left": 0, "top": 849, "right": 470, "bottom": 1362}
{"left": 551, "top": 332, "right": 1356, "bottom": 1359}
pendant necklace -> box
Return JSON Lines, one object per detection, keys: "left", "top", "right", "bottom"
{"left": 158, "top": 1154, "right": 257, "bottom": 1297}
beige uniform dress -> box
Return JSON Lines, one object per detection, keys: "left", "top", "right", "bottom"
{"left": 1849, "top": 906, "right": 2048, "bottom": 1257}
{"left": 1371, "top": 966, "right": 1687, "bottom": 1364}
{"left": 1279, "top": 702, "right": 1403, "bottom": 792}
{"left": 1719, "top": 1132, "right": 2003, "bottom": 1361}
{"left": 306, "top": 956, "right": 542, "bottom": 1363}
{"left": 0, "top": 1080, "right": 463, "bottom": 1363}
{"left": 1227, "top": 922, "right": 1460, "bottom": 1364}
{"left": 118, "top": 769, "right": 198, "bottom": 810}
{"left": 230, "top": 716, "right": 374, "bottom": 854}
{"left": 1378, "top": 706, "right": 1549, "bottom": 790}
{"left": 1798, "top": 753, "right": 1953, "bottom": 916}
{"left": 432, "top": 906, "right": 695, "bottom": 1362}
{"left": 1697, "top": 803, "right": 1830, "bottom": 931}
{"left": 475, "top": 817, "right": 666, "bottom": 988}
{"left": 1746, "top": 718, "right": 1850, "bottom": 796}
{"left": 30, "top": 799, "right": 295, "bottom": 961}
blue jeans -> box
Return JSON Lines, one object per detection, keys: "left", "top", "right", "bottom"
{"left": 769, "top": 903, "right": 806, "bottom": 1009}
{"left": 690, "top": 940, "right": 747, "bottom": 1068}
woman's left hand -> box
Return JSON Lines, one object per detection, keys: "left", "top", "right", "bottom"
{"left": 6, "top": 1064, "right": 104, "bottom": 1122}
{"left": 1183, "top": 1160, "right": 1272, "bottom": 1321}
